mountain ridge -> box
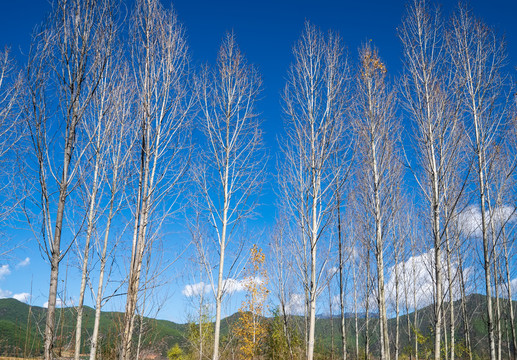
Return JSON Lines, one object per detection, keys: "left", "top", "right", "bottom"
{"left": 0, "top": 293, "right": 515, "bottom": 359}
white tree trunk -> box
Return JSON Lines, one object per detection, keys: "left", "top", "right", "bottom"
{"left": 75, "top": 129, "right": 102, "bottom": 360}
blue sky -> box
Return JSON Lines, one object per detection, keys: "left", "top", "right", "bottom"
{"left": 0, "top": 0, "right": 516, "bottom": 323}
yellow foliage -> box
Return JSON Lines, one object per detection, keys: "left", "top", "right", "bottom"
{"left": 233, "top": 244, "right": 269, "bottom": 359}
{"left": 360, "top": 47, "right": 387, "bottom": 79}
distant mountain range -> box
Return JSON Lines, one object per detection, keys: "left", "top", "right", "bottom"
{"left": 316, "top": 312, "right": 377, "bottom": 319}
{"left": 0, "top": 293, "right": 515, "bottom": 359}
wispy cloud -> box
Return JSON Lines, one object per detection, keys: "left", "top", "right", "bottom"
{"left": 497, "top": 278, "right": 517, "bottom": 299}
{"left": 285, "top": 293, "right": 305, "bottom": 315}
{"left": 182, "top": 277, "right": 262, "bottom": 298}
{"left": 43, "top": 298, "right": 65, "bottom": 308}
{"left": 458, "top": 205, "right": 517, "bottom": 237}
{"left": 385, "top": 250, "right": 437, "bottom": 309}
{"left": 0, "top": 265, "right": 10, "bottom": 280}
{"left": 13, "top": 293, "right": 31, "bottom": 303}
{"left": 16, "top": 257, "right": 30, "bottom": 269}
{"left": 182, "top": 282, "right": 211, "bottom": 297}
{"left": 222, "top": 278, "right": 247, "bottom": 294}
{"left": 384, "top": 249, "right": 475, "bottom": 311}
{"left": 223, "top": 277, "right": 263, "bottom": 294}
{"left": 0, "top": 288, "right": 12, "bottom": 298}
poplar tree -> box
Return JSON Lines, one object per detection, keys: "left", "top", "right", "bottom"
{"left": 280, "top": 22, "right": 349, "bottom": 360}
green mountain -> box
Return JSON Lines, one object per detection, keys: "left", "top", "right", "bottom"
{"left": 0, "top": 294, "right": 515, "bottom": 359}
{"left": 0, "top": 299, "right": 186, "bottom": 358}
{"left": 289, "top": 293, "right": 517, "bottom": 359}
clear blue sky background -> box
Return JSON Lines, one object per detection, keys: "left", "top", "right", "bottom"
{"left": 0, "top": 0, "right": 516, "bottom": 323}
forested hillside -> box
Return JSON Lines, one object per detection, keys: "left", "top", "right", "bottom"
{"left": 1, "top": 294, "right": 515, "bottom": 359}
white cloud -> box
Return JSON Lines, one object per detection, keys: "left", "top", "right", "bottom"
{"left": 0, "top": 265, "right": 10, "bottom": 280}
{"left": 383, "top": 249, "right": 477, "bottom": 312}
{"left": 510, "top": 278, "right": 517, "bottom": 295}
{"left": 492, "top": 205, "right": 517, "bottom": 226}
{"left": 16, "top": 257, "right": 30, "bottom": 268}
{"left": 497, "top": 278, "right": 517, "bottom": 299}
{"left": 458, "top": 206, "right": 482, "bottom": 236}
{"left": 384, "top": 250, "right": 436, "bottom": 310}
{"left": 43, "top": 298, "right": 65, "bottom": 308}
{"left": 321, "top": 294, "right": 341, "bottom": 316}
{"left": 13, "top": 293, "right": 31, "bottom": 303}
{"left": 182, "top": 281, "right": 211, "bottom": 297}
{"left": 223, "top": 276, "right": 263, "bottom": 294}
{"left": 0, "top": 287, "right": 32, "bottom": 303}
{"left": 182, "top": 277, "right": 264, "bottom": 298}
{"left": 285, "top": 293, "right": 306, "bottom": 315}
{"left": 327, "top": 266, "right": 339, "bottom": 277}
{"left": 0, "top": 288, "right": 12, "bottom": 298}
{"left": 458, "top": 205, "right": 517, "bottom": 237}
{"left": 223, "top": 278, "right": 246, "bottom": 294}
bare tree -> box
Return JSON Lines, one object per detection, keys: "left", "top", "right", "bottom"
{"left": 0, "top": 48, "right": 20, "bottom": 158}
{"left": 336, "top": 187, "right": 355, "bottom": 360}
{"left": 502, "top": 208, "right": 517, "bottom": 359}
{"left": 502, "top": 225, "right": 516, "bottom": 360}
{"left": 194, "top": 32, "right": 264, "bottom": 360}
{"left": 500, "top": 95, "right": 517, "bottom": 360}
{"left": 352, "top": 43, "right": 402, "bottom": 360}
{"left": 0, "top": 47, "right": 22, "bottom": 244}
{"left": 351, "top": 232, "right": 360, "bottom": 360}
{"left": 336, "top": 190, "right": 346, "bottom": 360}
{"left": 280, "top": 22, "right": 349, "bottom": 360}
{"left": 392, "top": 198, "right": 411, "bottom": 360}
{"left": 88, "top": 68, "right": 135, "bottom": 360}
{"left": 456, "top": 213, "right": 475, "bottom": 360}
{"left": 22, "top": 1, "right": 112, "bottom": 358}
{"left": 485, "top": 144, "right": 516, "bottom": 360}
{"left": 399, "top": 2, "right": 466, "bottom": 359}
{"left": 449, "top": 6, "right": 510, "bottom": 360}
{"left": 360, "top": 230, "right": 373, "bottom": 360}
{"left": 71, "top": 4, "right": 117, "bottom": 358}
{"left": 184, "top": 221, "right": 215, "bottom": 360}
{"left": 269, "top": 214, "right": 300, "bottom": 360}
{"left": 410, "top": 211, "right": 424, "bottom": 360}
{"left": 119, "top": 0, "right": 192, "bottom": 358}
{"left": 133, "top": 235, "right": 172, "bottom": 360}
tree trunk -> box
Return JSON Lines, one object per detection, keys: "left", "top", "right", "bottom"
{"left": 413, "top": 239, "right": 419, "bottom": 360}
{"left": 212, "top": 126, "right": 230, "bottom": 360}
{"left": 44, "top": 249, "right": 61, "bottom": 360}
{"left": 502, "top": 229, "right": 517, "bottom": 360}
{"left": 494, "top": 257, "right": 502, "bottom": 360}
{"left": 199, "top": 291, "right": 204, "bottom": 360}
{"left": 365, "top": 255, "right": 371, "bottom": 360}
{"left": 458, "top": 247, "right": 473, "bottom": 360}
{"left": 307, "top": 225, "right": 317, "bottom": 360}
{"left": 372, "top": 148, "right": 390, "bottom": 360}
{"left": 89, "top": 160, "right": 119, "bottom": 359}
{"left": 354, "top": 261, "right": 359, "bottom": 360}
{"left": 44, "top": 113, "right": 77, "bottom": 359}
{"left": 445, "top": 224, "right": 455, "bottom": 360}
{"left": 395, "top": 244, "right": 400, "bottom": 360}
{"left": 75, "top": 131, "right": 102, "bottom": 360}
{"left": 337, "top": 191, "right": 347, "bottom": 360}
{"left": 329, "top": 283, "right": 334, "bottom": 360}
{"left": 476, "top": 126, "right": 497, "bottom": 360}
{"left": 212, "top": 239, "right": 226, "bottom": 360}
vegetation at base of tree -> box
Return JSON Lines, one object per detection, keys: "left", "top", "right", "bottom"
{"left": 167, "top": 344, "right": 185, "bottom": 360}
{"left": 264, "top": 308, "right": 304, "bottom": 359}
{"left": 233, "top": 245, "right": 270, "bottom": 359}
